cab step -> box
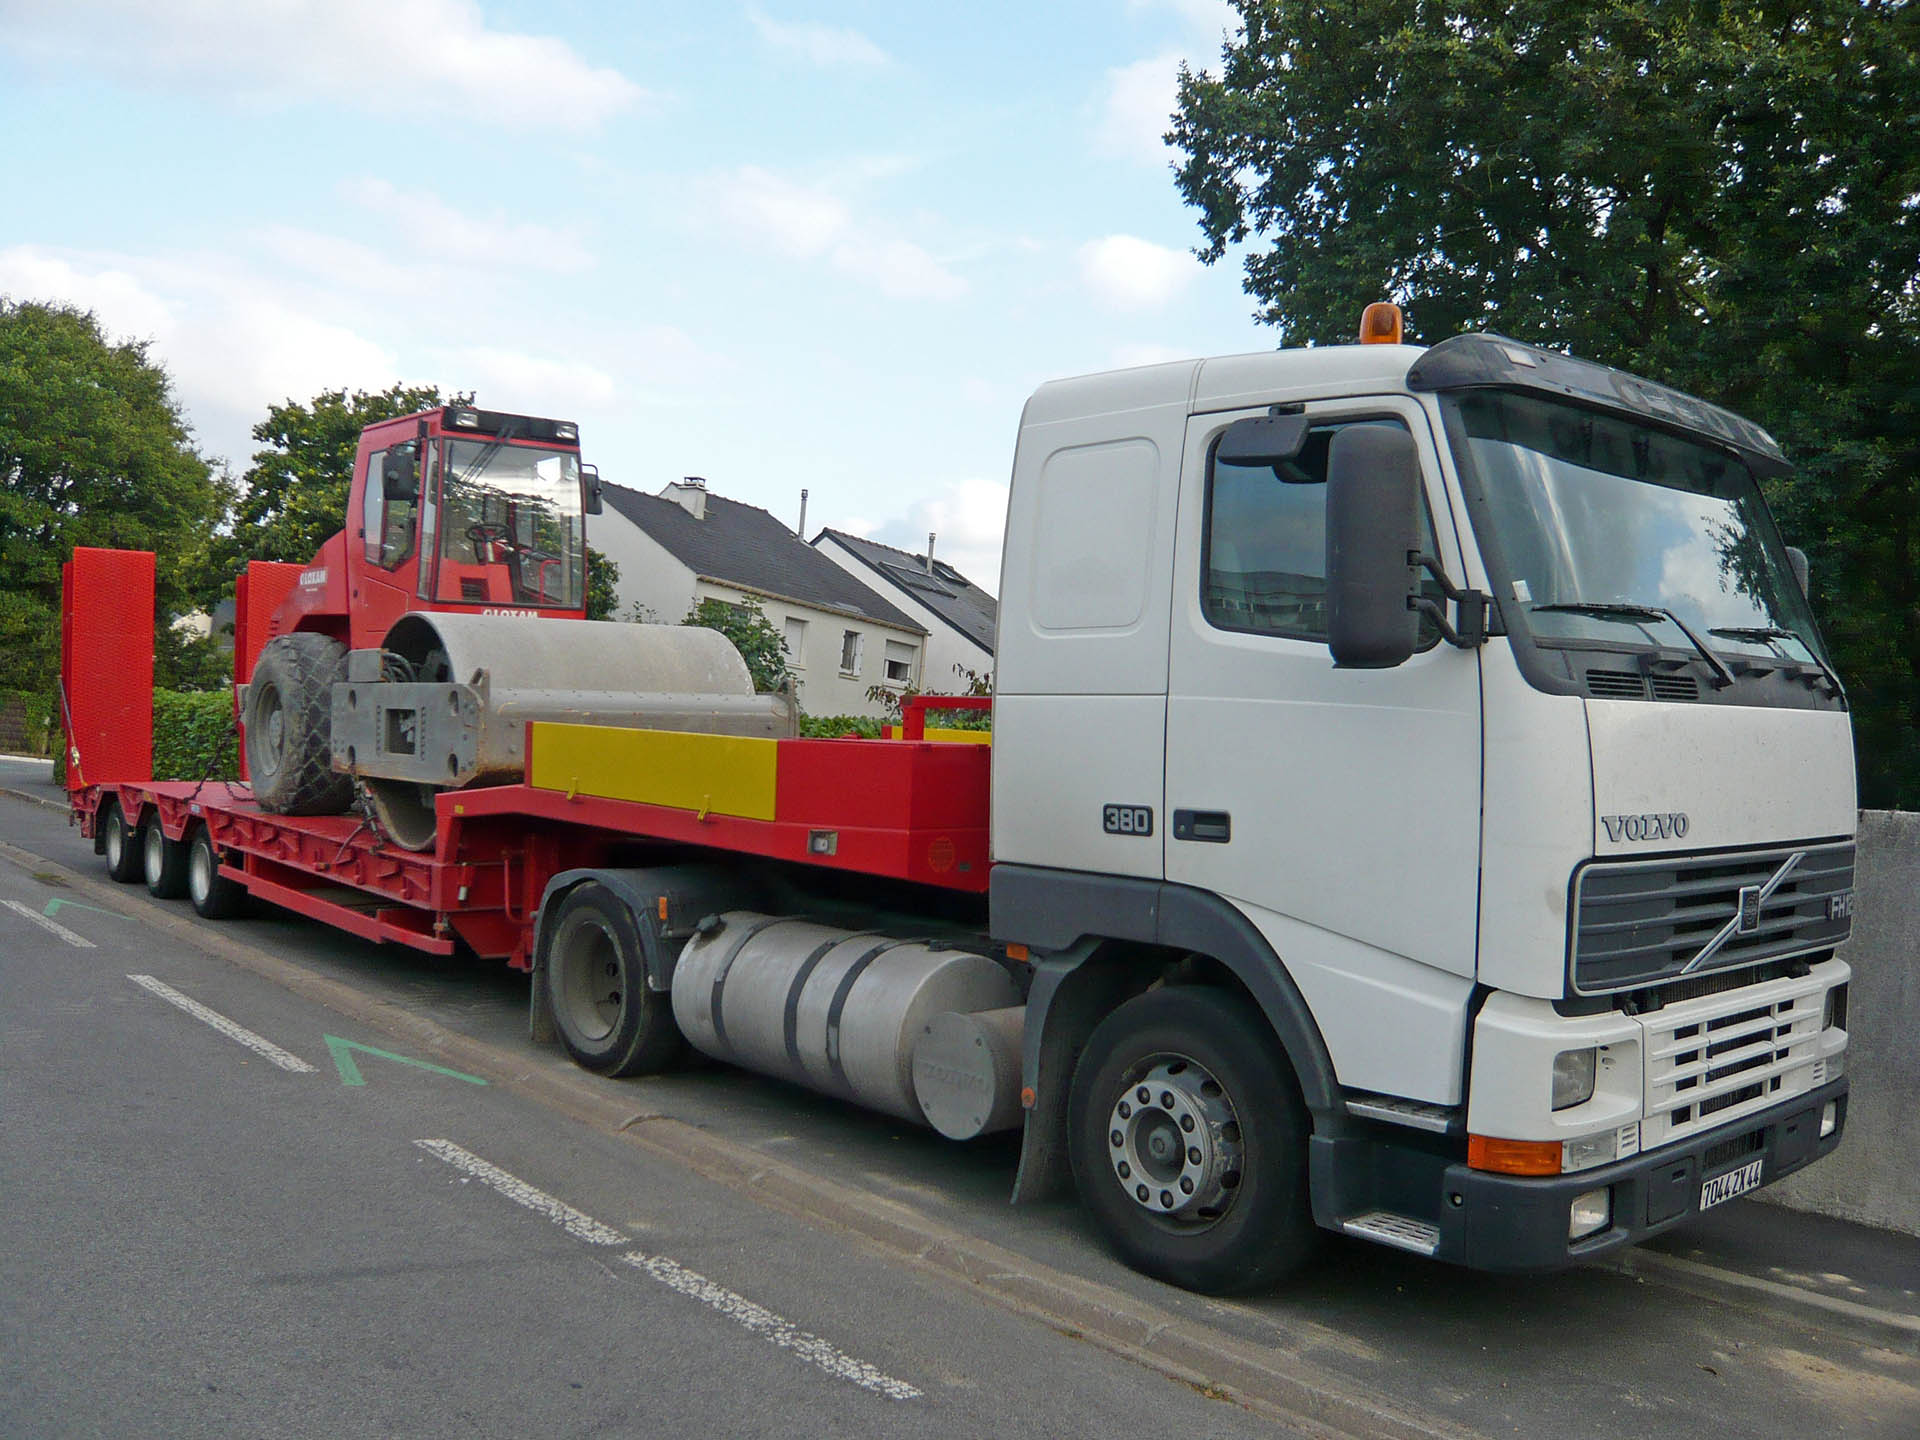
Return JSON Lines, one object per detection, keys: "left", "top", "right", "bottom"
{"left": 1341, "top": 1210, "right": 1441, "bottom": 1256}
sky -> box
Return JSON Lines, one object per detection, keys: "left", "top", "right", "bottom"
{"left": 0, "top": 0, "right": 1274, "bottom": 592}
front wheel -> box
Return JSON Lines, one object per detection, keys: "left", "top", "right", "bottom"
{"left": 102, "top": 800, "right": 142, "bottom": 883}
{"left": 545, "top": 883, "right": 684, "bottom": 1077}
{"left": 1068, "top": 986, "right": 1317, "bottom": 1294}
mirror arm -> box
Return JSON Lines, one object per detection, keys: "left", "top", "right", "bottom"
{"left": 1407, "top": 551, "right": 1492, "bottom": 648}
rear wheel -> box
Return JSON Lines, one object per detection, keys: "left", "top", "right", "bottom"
{"left": 142, "top": 820, "right": 189, "bottom": 899}
{"left": 245, "top": 633, "right": 352, "bottom": 815}
{"left": 187, "top": 825, "right": 247, "bottom": 919}
{"left": 102, "top": 800, "right": 142, "bottom": 883}
{"left": 546, "top": 883, "right": 684, "bottom": 1076}
{"left": 1068, "top": 986, "right": 1317, "bottom": 1295}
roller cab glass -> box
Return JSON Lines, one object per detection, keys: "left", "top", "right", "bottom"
{"left": 1443, "top": 390, "right": 1838, "bottom": 703}
{"left": 431, "top": 439, "right": 587, "bottom": 609}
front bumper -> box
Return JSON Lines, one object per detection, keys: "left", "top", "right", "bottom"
{"left": 1441, "top": 1077, "right": 1847, "bottom": 1272}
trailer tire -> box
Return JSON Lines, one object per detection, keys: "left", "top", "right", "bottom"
{"left": 187, "top": 824, "right": 247, "bottom": 920}
{"left": 102, "top": 800, "right": 143, "bottom": 883}
{"left": 142, "top": 819, "right": 190, "bottom": 900}
{"left": 547, "top": 882, "right": 685, "bottom": 1077}
{"left": 245, "top": 633, "right": 352, "bottom": 816}
{"left": 1068, "top": 986, "right": 1316, "bottom": 1295}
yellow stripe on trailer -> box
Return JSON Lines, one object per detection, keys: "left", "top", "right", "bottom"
{"left": 882, "top": 725, "right": 992, "bottom": 745}
{"left": 528, "top": 723, "right": 779, "bottom": 821}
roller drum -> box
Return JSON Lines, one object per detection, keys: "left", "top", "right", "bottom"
{"left": 671, "top": 913, "right": 1021, "bottom": 1125}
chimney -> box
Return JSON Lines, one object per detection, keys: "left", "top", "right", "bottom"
{"left": 925, "top": 532, "right": 937, "bottom": 574}
{"left": 797, "top": 488, "right": 809, "bottom": 537}
{"left": 664, "top": 476, "right": 708, "bottom": 520}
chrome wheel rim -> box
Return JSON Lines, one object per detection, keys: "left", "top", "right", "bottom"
{"left": 1105, "top": 1055, "right": 1244, "bottom": 1225}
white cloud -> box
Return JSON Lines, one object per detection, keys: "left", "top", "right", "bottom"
{"left": 865, "top": 477, "right": 1009, "bottom": 597}
{"left": 748, "top": 7, "right": 889, "bottom": 68}
{"left": 705, "top": 166, "right": 965, "bottom": 301}
{"left": 0, "top": 0, "right": 643, "bottom": 132}
{"left": 1077, "top": 234, "right": 1198, "bottom": 310}
{"left": 441, "top": 347, "right": 619, "bottom": 413}
{"left": 1098, "top": 51, "right": 1185, "bottom": 162}
{"left": 342, "top": 178, "right": 594, "bottom": 273}
{"left": 0, "top": 243, "right": 397, "bottom": 465}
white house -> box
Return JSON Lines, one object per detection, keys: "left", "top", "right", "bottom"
{"left": 812, "top": 529, "right": 996, "bottom": 693}
{"left": 593, "top": 478, "right": 927, "bottom": 718}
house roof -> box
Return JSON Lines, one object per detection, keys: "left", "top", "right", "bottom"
{"left": 600, "top": 482, "right": 923, "bottom": 633}
{"left": 813, "top": 529, "right": 998, "bottom": 654}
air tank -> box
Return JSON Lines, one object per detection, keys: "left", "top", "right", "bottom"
{"left": 670, "top": 912, "right": 1022, "bottom": 1126}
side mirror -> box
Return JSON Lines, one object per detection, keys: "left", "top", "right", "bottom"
{"left": 1216, "top": 413, "right": 1310, "bottom": 467}
{"left": 1326, "top": 425, "right": 1421, "bottom": 668}
{"left": 581, "top": 462, "right": 603, "bottom": 516}
{"left": 1785, "top": 545, "right": 1810, "bottom": 598}
{"left": 382, "top": 448, "right": 419, "bottom": 502}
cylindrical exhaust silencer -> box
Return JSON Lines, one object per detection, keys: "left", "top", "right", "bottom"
{"left": 671, "top": 913, "right": 1021, "bottom": 1126}
{"left": 911, "top": 1005, "right": 1026, "bottom": 1140}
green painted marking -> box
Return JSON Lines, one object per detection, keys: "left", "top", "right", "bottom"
{"left": 323, "top": 1034, "right": 488, "bottom": 1089}
{"left": 43, "top": 897, "right": 124, "bottom": 921}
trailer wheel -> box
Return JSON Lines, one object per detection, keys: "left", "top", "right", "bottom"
{"left": 245, "top": 633, "right": 352, "bottom": 816}
{"left": 547, "top": 883, "right": 684, "bottom": 1077}
{"left": 102, "top": 800, "right": 143, "bottom": 883}
{"left": 187, "top": 825, "right": 247, "bottom": 920}
{"left": 142, "top": 819, "right": 190, "bottom": 900}
{"left": 1068, "top": 986, "right": 1316, "bottom": 1295}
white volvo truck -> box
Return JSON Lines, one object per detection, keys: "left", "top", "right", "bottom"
{"left": 974, "top": 317, "right": 1853, "bottom": 1291}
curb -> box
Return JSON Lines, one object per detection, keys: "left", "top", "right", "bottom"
{"left": 0, "top": 831, "right": 1474, "bottom": 1440}
{"left": 2, "top": 785, "right": 68, "bottom": 814}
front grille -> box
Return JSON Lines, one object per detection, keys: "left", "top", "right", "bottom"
{"left": 1702, "top": 1127, "right": 1765, "bottom": 1171}
{"left": 1571, "top": 841, "right": 1853, "bottom": 994}
{"left": 1642, "top": 974, "right": 1827, "bottom": 1146}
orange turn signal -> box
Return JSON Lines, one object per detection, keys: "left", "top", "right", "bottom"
{"left": 1004, "top": 942, "right": 1030, "bottom": 962}
{"left": 1358, "top": 301, "right": 1404, "bottom": 345}
{"left": 1467, "top": 1134, "right": 1563, "bottom": 1176}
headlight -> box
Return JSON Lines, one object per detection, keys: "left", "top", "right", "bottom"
{"left": 1552, "top": 1048, "right": 1598, "bottom": 1110}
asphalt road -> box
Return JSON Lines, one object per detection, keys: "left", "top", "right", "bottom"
{"left": 4, "top": 762, "right": 1918, "bottom": 1438}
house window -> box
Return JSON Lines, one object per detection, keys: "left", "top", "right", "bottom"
{"left": 883, "top": 639, "right": 915, "bottom": 686}
{"left": 783, "top": 616, "right": 807, "bottom": 668}
{"left": 839, "top": 630, "right": 863, "bottom": 676}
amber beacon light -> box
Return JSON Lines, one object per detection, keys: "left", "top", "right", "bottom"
{"left": 1358, "top": 301, "right": 1404, "bottom": 344}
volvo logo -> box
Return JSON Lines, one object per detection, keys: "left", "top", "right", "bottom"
{"left": 1601, "top": 812, "right": 1690, "bottom": 843}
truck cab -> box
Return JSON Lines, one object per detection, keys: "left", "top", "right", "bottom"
{"left": 990, "top": 329, "right": 1853, "bottom": 1279}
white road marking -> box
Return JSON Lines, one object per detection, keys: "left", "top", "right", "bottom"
{"left": 3, "top": 897, "right": 95, "bottom": 948}
{"left": 414, "top": 1139, "right": 628, "bottom": 1246}
{"left": 126, "top": 974, "right": 317, "bottom": 1073}
{"left": 415, "top": 1138, "right": 920, "bottom": 1400}
{"left": 621, "top": 1252, "right": 923, "bottom": 1401}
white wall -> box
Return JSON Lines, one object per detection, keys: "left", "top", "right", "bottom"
{"left": 815, "top": 535, "right": 994, "bottom": 692}
{"left": 593, "top": 508, "right": 697, "bottom": 624}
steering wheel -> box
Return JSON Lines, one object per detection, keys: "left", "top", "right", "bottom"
{"left": 465, "top": 523, "right": 512, "bottom": 561}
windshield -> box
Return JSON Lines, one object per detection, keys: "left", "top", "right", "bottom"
{"left": 1445, "top": 391, "right": 1826, "bottom": 668}
{"left": 432, "top": 439, "right": 586, "bottom": 609}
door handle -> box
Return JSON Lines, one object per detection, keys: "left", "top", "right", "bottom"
{"left": 1172, "top": 810, "right": 1231, "bottom": 843}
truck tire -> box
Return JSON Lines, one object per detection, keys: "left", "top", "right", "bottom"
{"left": 1068, "top": 986, "right": 1317, "bottom": 1294}
{"left": 142, "top": 819, "right": 190, "bottom": 899}
{"left": 546, "top": 882, "right": 685, "bottom": 1077}
{"left": 245, "top": 633, "right": 352, "bottom": 815}
{"left": 187, "top": 824, "right": 247, "bottom": 919}
{"left": 102, "top": 800, "right": 143, "bottom": 883}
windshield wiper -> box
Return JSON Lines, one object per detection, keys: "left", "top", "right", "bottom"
{"left": 1530, "top": 602, "right": 1736, "bottom": 689}
{"left": 1710, "top": 625, "right": 1843, "bottom": 696}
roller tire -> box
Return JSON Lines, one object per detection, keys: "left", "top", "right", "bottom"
{"left": 546, "top": 882, "right": 685, "bottom": 1077}
{"left": 187, "top": 825, "right": 247, "bottom": 920}
{"left": 1068, "top": 986, "right": 1317, "bottom": 1295}
{"left": 142, "top": 820, "right": 190, "bottom": 900}
{"left": 245, "top": 633, "right": 352, "bottom": 815}
{"left": 102, "top": 800, "right": 143, "bottom": 883}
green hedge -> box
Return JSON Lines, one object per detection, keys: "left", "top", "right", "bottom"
{"left": 0, "top": 689, "right": 54, "bottom": 756}
{"left": 799, "top": 713, "right": 883, "bottom": 739}
{"left": 152, "top": 689, "right": 239, "bottom": 782}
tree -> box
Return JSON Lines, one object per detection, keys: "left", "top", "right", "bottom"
{"left": 1172, "top": 1, "right": 1920, "bottom": 806}
{"left": 681, "top": 596, "right": 791, "bottom": 692}
{"left": 585, "top": 545, "right": 619, "bottom": 621}
{"left": 0, "top": 299, "right": 226, "bottom": 693}
{"left": 199, "top": 383, "right": 453, "bottom": 599}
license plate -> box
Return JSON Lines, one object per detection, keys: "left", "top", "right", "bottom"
{"left": 1699, "top": 1156, "right": 1765, "bottom": 1211}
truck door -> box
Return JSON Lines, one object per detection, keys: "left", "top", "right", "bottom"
{"left": 1163, "top": 396, "right": 1482, "bottom": 1105}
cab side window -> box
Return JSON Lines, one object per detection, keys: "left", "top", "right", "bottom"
{"left": 361, "top": 448, "right": 417, "bottom": 569}
{"left": 1203, "top": 417, "right": 1439, "bottom": 645}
